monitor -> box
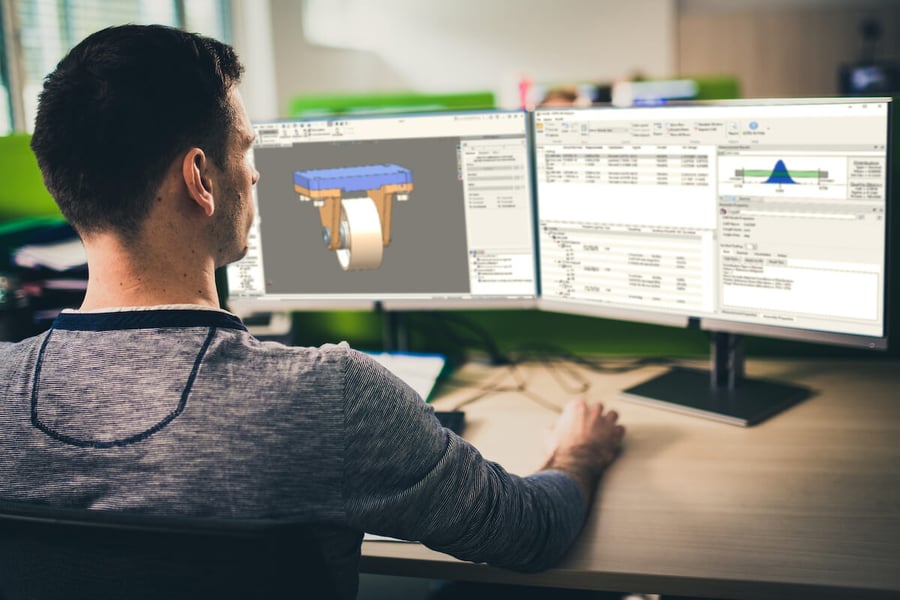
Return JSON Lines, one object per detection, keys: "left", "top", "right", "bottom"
{"left": 534, "top": 99, "right": 892, "bottom": 425}
{"left": 226, "top": 111, "right": 537, "bottom": 314}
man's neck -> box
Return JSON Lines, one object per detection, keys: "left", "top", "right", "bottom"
{"left": 79, "top": 232, "right": 220, "bottom": 311}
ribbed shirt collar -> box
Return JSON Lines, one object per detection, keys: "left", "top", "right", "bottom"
{"left": 52, "top": 308, "right": 247, "bottom": 332}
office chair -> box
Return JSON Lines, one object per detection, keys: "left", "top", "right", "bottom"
{"left": 0, "top": 499, "right": 347, "bottom": 599}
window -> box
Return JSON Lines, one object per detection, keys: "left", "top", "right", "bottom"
{"left": 0, "top": 4, "right": 15, "bottom": 133}
{"left": 0, "top": 0, "right": 231, "bottom": 134}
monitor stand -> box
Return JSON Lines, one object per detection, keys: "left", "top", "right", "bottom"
{"left": 377, "top": 302, "right": 409, "bottom": 352}
{"left": 620, "top": 333, "right": 812, "bottom": 426}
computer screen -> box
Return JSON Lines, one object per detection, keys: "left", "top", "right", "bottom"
{"left": 534, "top": 99, "right": 892, "bottom": 424}
{"left": 226, "top": 111, "right": 537, "bottom": 314}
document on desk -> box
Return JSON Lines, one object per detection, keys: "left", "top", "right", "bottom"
{"left": 364, "top": 351, "right": 446, "bottom": 401}
{"left": 13, "top": 237, "right": 87, "bottom": 271}
{"left": 363, "top": 533, "right": 417, "bottom": 542}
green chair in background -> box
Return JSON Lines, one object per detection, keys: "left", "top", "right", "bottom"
{"left": 288, "top": 90, "right": 495, "bottom": 118}
{"left": 0, "top": 134, "right": 60, "bottom": 221}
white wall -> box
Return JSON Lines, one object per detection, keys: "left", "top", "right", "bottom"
{"left": 231, "top": 0, "right": 279, "bottom": 121}
{"left": 239, "top": 0, "right": 677, "bottom": 119}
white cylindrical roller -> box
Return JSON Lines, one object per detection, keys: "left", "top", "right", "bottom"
{"left": 336, "top": 197, "right": 383, "bottom": 271}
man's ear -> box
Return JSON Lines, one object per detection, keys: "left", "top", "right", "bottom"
{"left": 182, "top": 147, "right": 215, "bottom": 217}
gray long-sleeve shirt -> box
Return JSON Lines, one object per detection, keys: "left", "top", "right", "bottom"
{"left": 0, "top": 307, "right": 586, "bottom": 596}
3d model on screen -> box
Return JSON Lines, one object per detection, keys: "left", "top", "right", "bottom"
{"left": 293, "top": 164, "right": 414, "bottom": 271}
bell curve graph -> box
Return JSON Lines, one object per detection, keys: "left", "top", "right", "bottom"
{"left": 718, "top": 155, "right": 848, "bottom": 200}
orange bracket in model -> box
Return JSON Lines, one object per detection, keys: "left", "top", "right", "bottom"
{"left": 293, "top": 164, "right": 413, "bottom": 252}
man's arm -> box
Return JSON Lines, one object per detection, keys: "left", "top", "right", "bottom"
{"left": 339, "top": 349, "right": 626, "bottom": 572}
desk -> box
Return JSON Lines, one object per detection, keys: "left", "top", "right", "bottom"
{"left": 361, "top": 358, "right": 900, "bottom": 600}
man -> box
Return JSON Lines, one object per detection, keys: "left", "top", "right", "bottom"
{"left": 0, "top": 25, "right": 624, "bottom": 598}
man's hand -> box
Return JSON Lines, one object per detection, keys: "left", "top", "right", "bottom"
{"left": 541, "top": 399, "right": 625, "bottom": 505}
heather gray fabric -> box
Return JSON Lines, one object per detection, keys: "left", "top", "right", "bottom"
{"left": 0, "top": 308, "right": 586, "bottom": 593}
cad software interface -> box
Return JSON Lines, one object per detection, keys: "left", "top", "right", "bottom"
{"left": 227, "top": 111, "right": 536, "bottom": 305}
{"left": 534, "top": 101, "right": 889, "bottom": 339}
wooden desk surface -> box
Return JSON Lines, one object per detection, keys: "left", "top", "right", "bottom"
{"left": 360, "top": 357, "right": 900, "bottom": 600}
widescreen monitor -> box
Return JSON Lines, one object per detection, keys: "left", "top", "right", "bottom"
{"left": 534, "top": 98, "right": 892, "bottom": 425}
{"left": 226, "top": 111, "right": 537, "bottom": 314}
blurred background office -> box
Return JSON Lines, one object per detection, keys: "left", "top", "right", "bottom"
{"left": 1, "top": 0, "right": 899, "bottom": 134}
{"left": 0, "top": 0, "right": 897, "bottom": 598}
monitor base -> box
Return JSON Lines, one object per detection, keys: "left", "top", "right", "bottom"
{"left": 621, "top": 365, "right": 812, "bottom": 427}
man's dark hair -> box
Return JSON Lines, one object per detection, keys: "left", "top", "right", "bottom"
{"left": 30, "top": 24, "right": 244, "bottom": 239}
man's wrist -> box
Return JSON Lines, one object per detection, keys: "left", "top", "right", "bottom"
{"left": 541, "top": 452, "right": 601, "bottom": 508}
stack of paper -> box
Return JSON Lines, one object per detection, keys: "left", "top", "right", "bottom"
{"left": 364, "top": 351, "right": 446, "bottom": 401}
{"left": 13, "top": 237, "right": 87, "bottom": 271}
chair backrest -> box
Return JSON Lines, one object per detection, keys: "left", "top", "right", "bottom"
{"left": 0, "top": 500, "right": 348, "bottom": 600}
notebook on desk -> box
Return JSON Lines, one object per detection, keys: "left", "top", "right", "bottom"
{"left": 364, "top": 351, "right": 446, "bottom": 402}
